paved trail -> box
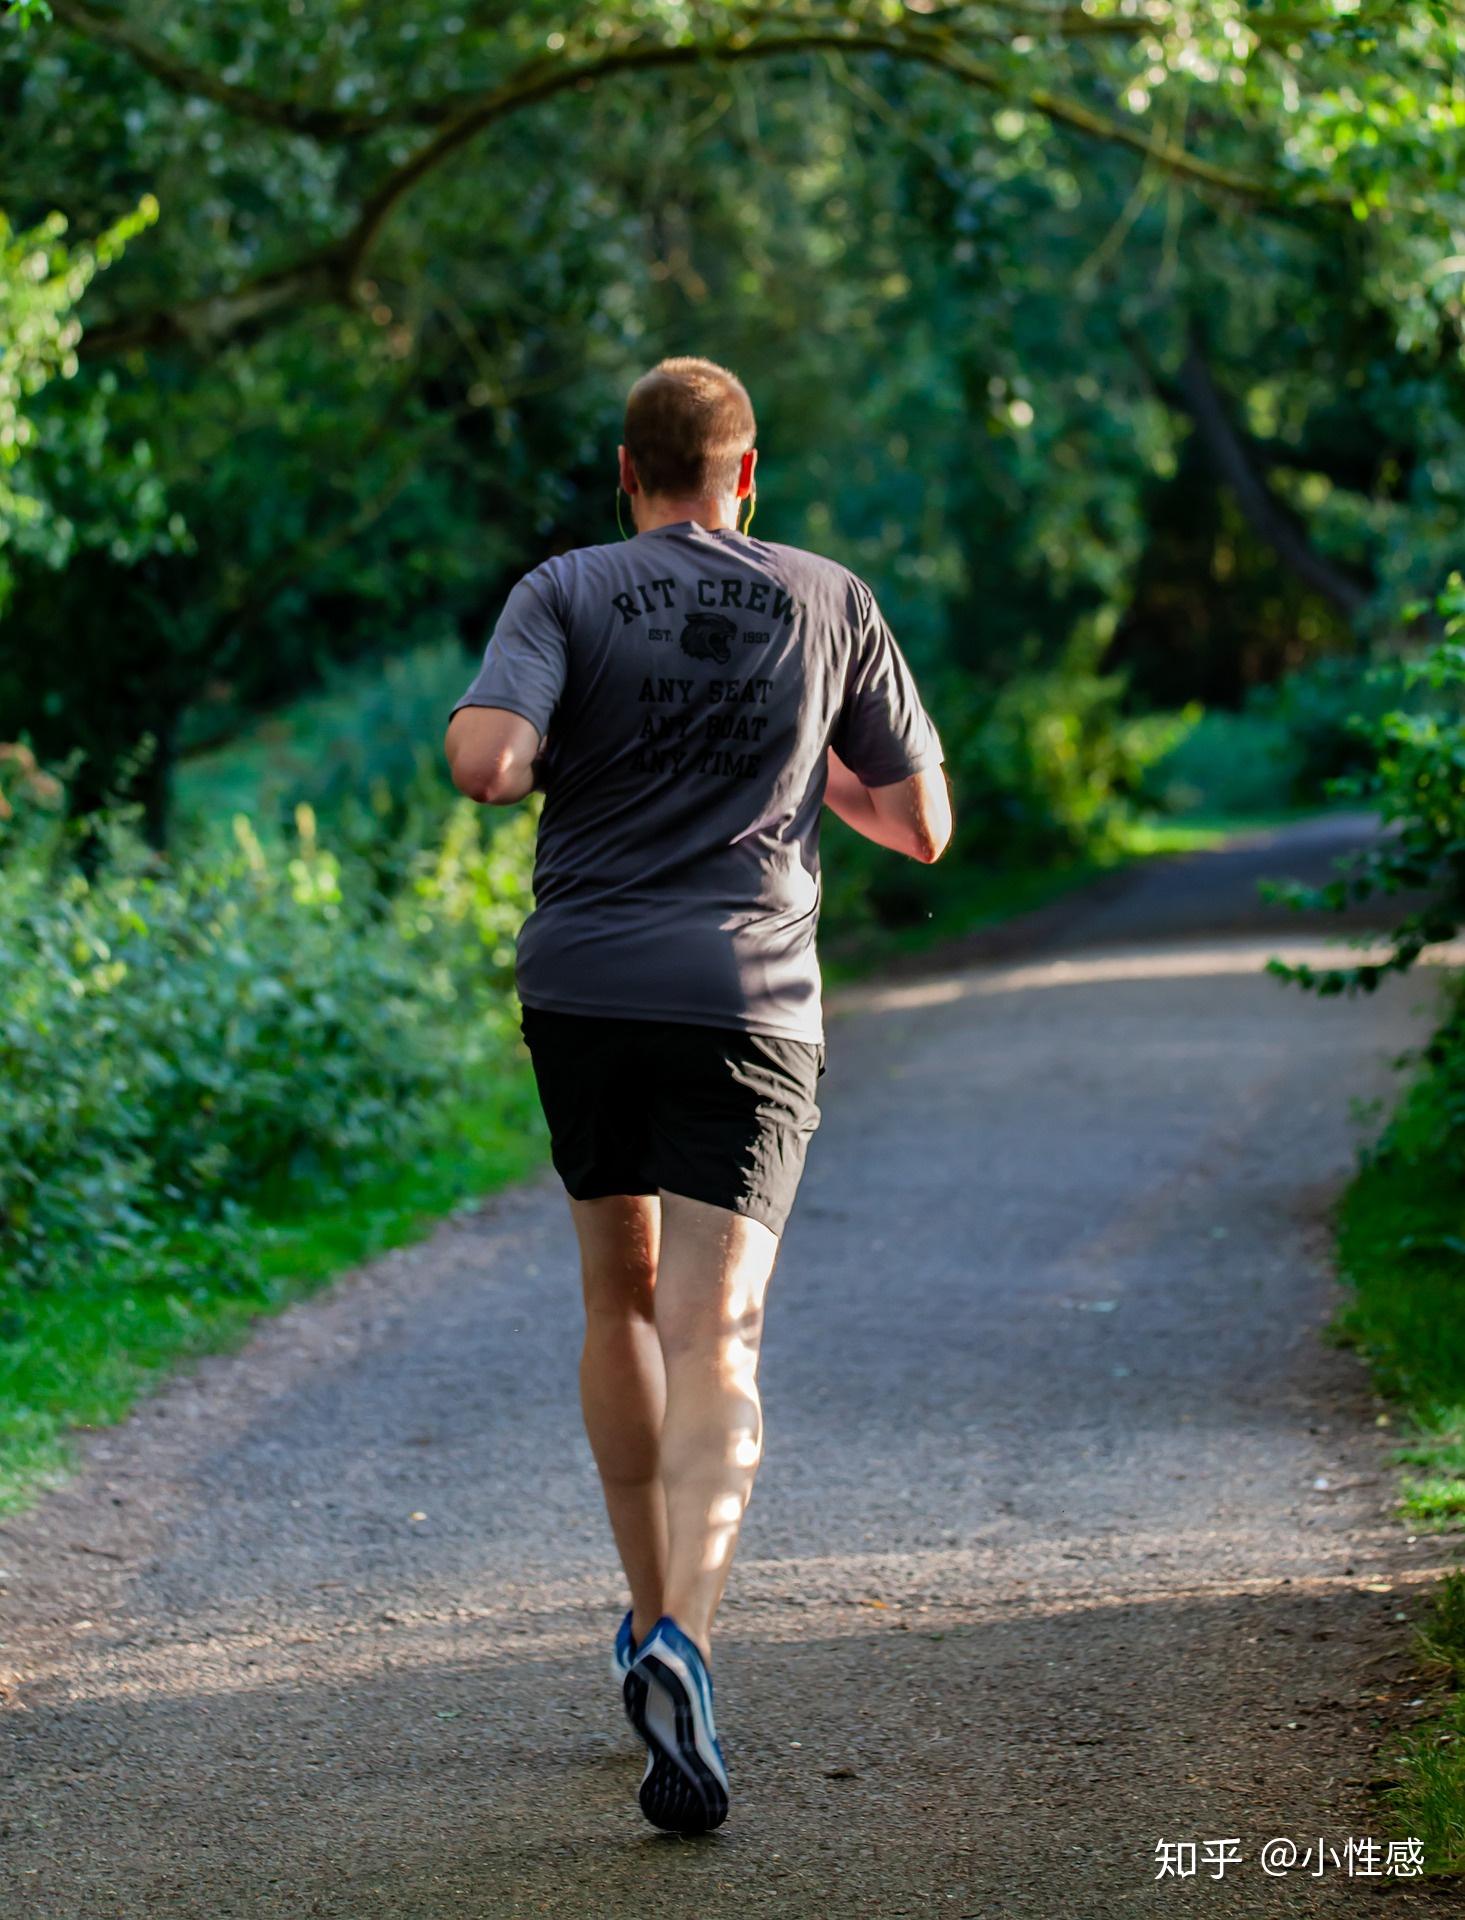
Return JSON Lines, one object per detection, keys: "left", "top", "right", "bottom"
{"left": 3, "top": 818, "right": 1460, "bottom": 1918}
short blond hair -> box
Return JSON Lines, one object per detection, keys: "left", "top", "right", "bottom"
{"left": 623, "top": 356, "right": 756, "bottom": 499}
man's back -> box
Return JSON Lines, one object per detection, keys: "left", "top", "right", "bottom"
{"left": 450, "top": 520, "right": 941, "bottom": 1042}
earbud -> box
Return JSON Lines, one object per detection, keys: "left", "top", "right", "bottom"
{"left": 616, "top": 487, "right": 631, "bottom": 540}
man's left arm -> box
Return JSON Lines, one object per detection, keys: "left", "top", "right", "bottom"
{"left": 826, "top": 580, "right": 953, "bottom": 859}
{"left": 825, "top": 748, "right": 952, "bottom": 863}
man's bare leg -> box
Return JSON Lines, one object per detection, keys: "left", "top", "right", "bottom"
{"left": 653, "top": 1190, "right": 781, "bottom": 1662}
{"left": 568, "top": 1194, "right": 667, "bottom": 1646}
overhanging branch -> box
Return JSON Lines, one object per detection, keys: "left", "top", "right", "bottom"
{"left": 77, "top": 22, "right": 1303, "bottom": 363}
{"left": 46, "top": 1, "right": 1161, "bottom": 139}
{"left": 1165, "top": 322, "right": 1373, "bottom": 620}
{"left": 46, "top": 0, "right": 389, "bottom": 137}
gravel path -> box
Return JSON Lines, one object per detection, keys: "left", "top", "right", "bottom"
{"left": 3, "top": 816, "right": 1460, "bottom": 1917}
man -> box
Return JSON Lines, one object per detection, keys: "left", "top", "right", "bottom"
{"left": 444, "top": 356, "right": 951, "bottom": 1835}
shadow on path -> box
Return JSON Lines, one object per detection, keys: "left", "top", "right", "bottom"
{"left": 1, "top": 817, "right": 1458, "bottom": 1917}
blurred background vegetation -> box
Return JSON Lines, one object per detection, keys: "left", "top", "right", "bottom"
{"left": 1, "top": 1, "right": 1463, "bottom": 1533}
{"left": 3, "top": 0, "right": 1462, "bottom": 840}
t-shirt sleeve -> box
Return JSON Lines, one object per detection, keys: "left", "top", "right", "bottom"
{"left": 830, "top": 582, "right": 944, "bottom": 787}
{"left": 448, "top": 571, "right": 568, "bottom": 737}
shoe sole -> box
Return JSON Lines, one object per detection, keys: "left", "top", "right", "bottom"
{"left": 623, "top": 1652, "right": 730, "bottom": 1835}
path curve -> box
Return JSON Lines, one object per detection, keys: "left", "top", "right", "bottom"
{"left": 2, "top": 817, "right": 1459, "bottom": 1917}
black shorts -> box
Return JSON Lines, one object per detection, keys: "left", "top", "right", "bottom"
{"left": 518, "top": 1005, "right": 826, "bottom": 1237}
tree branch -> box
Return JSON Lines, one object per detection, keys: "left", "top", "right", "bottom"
{"left": 45, "top": 1, "right": 1158, "bottom": 141}
{"left": 79, "top": 22, "right": 1297, "bottom": 363}
{"left": 1133, "top": 345, "right": 1415, "bottom": 498}
{"left": 1168, "top": 322, "right": 1373, "bottom": 621}
{"left": 81, "top": 251, "right": 348, "bottom": 357}
{"left": 45, "top": 0, "right": 390, "bottom": 137}
{"left": 44, "top": 0, "right": 1428, "bottom": 153}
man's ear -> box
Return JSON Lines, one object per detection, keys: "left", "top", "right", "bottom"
{"left": 736, "top": 447, "right": 757, "bottom": 499}
{"left": 618, "top": 444, "right": 639, "bottom": 494}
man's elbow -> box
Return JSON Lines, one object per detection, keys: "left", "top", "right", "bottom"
{"left": 469, "top": 776, "right": 516, "bottom": 807}
{"left": 910, "top": 790, "right": 954, "bottom": 863}
{"left": 899, "top": 766, "right": 953, "bottom": 863}
{"left": 910, "top": 821, "right": 952, "bottom": 864}
{"left": 447, "top": 753, "right": 521, "bottom": 806}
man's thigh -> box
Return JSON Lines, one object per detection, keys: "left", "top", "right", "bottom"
{"left": 652, "top": 1189, "right": 781, "bottom": 1351}
{"left": 566, "top": 1194, "right": 661, "bottom": 1320}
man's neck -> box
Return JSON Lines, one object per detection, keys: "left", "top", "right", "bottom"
{"left": 635, "top": 495, "right": 738, "bottom": 535}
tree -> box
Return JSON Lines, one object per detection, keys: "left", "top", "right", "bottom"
{"left": 1, "top": 2, "right": 1461, "bottom": 833}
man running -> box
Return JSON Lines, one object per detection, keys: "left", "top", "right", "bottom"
{"left": 444, "top": 356, "right": 951, "bottom": 1835}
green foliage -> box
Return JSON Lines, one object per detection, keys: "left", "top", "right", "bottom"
{"left": 1308, "top": 576, "right": 1465, "bottom": 1869}
{"left": 1266, "top": 578, "right": 1465, "bottom": 1000}
{"left": 1338, "top": 1086, "right": 1465, "bottom": 1412}
{"left": 1332, "top": 978, "right": 1465, "bottom": 1869}
{"left": 0, "top": 1074, "right": 545, "bottom": 1514}
{"left": 1383, "top": 1707, "right": 1465, "bottom": 1879}
{"left": 0, "top": 196, "right": 156, "bottom": 597}
{"left": 0, "top": 748, "right": 534, "bottom": 1300}
{"left": 4, "top": 1, "right": 1465, "bottom": 825}
{"left": 1256, "top": 653, "right": 1411, "bottom": 804}
{"left": 174, "top": 637, "right": 484, "bottom": 886}
{"left": 1149, "top": 652, "right": 1411, "bottom": 815}
{"left": 1416, "top": 1571, "right": 1465, "bottom": 1682}
{"left": 958, "top": 660, "right": 1195, "bottom": 865}
{"left": 1338, "top": 1107, "right": 1465, "bottom": 1872}
{"left": 1145, "top": 705, "right": 1299, "bottom": 817}
{"left": 931, "top": 607, "right": 1199, "bottom": 878}
{"left": 0, "top": 723, "right": 541, "bottom": 1513}
{"left": 1, "top": 2, "right": 51, "bottom": 33}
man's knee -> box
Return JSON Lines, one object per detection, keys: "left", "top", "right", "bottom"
{"left": 578, "top": 1239, "right": 658, "bottom": 1321}
{"left": 582, "top": 1270, "right": 657, "bottom": 1325}
{"left": 660, "top": 1298, "right": 764, "bottom": 1376}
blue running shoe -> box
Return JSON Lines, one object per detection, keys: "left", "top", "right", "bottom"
{"left": 610, "top": 1607, "right": 637, "bottom": 1686}
{"left": 622, "top": 1615, "right": 730, "bottom": 1834}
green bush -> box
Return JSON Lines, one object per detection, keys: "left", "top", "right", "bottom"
{"left": 0, "top": 749, "right": 534, "bottom": 1297}
{"left": 1268, "top": 576, "right": 1465, "bottom": 1164}
{"left": 173, "top": 637, "right": 477, "bottom": 879}
{"left": 1261, "top": 652, "right": 1411, "bottom": 805}
{"left": 1143, "top": 704, "right": 1298, "bottom": 817}
{"left": 1267, "top": 590, "right": 1465, "bottom": 986}
{"left": 1147, "top": 651, "right": 1410, "bottom": 818}
{"left": 960, "top": 661, "right": 1193, "bottom": 864}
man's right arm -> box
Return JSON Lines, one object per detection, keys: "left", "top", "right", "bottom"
{"left": 825, "top": 748, "right": 953, "bottom": 864}
{"left": 444, "top": 706, "right": 543, "bottom": 805}
{"left": 445, "top": 571, "right": 567, "bottom": 802}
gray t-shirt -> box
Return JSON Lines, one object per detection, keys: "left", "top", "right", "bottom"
{"left": 450, "top": 521, "right": 942, "bottom": 1043}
